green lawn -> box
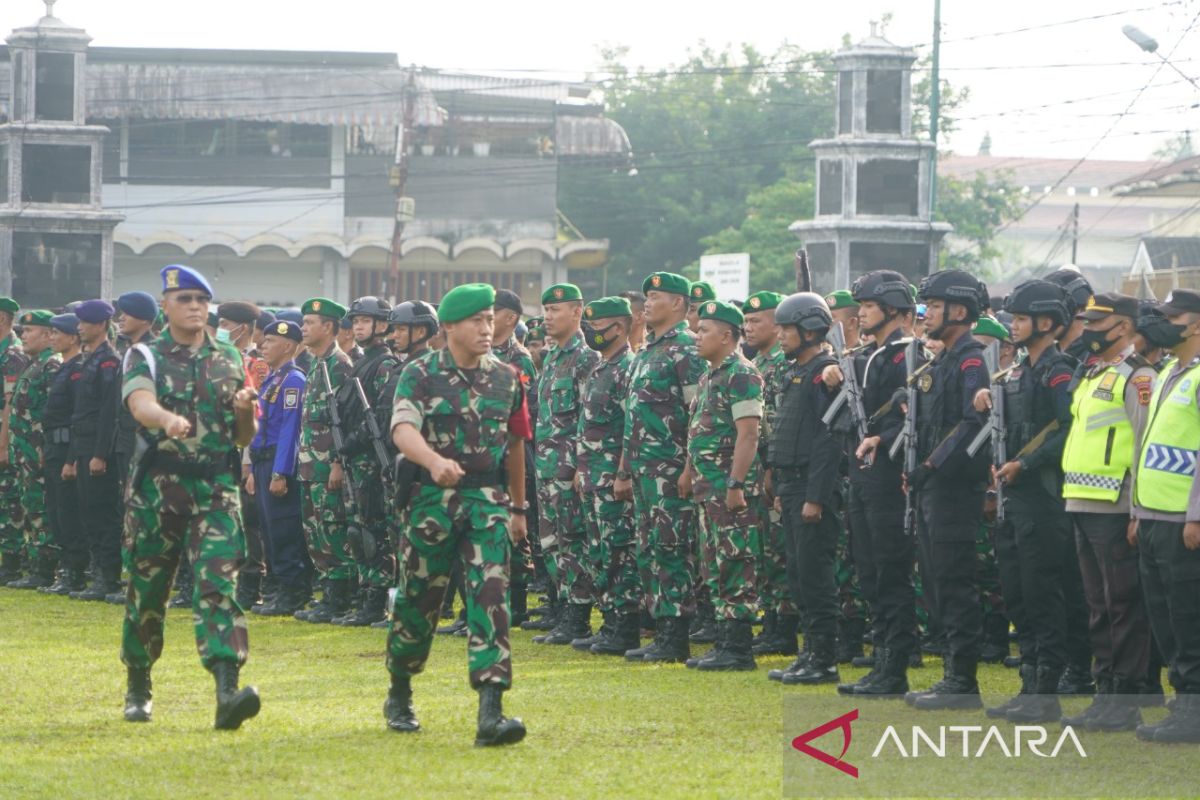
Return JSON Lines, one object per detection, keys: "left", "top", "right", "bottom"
{"left": 0, "top": 591, "right": 1189, "bottom": 799}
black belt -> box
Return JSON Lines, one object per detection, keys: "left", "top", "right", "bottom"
{"left": 48, "top": 428, "right": 71, "bottom": 444}
{"left": 416, "top": 467, "right": 505, "bottom": 490}
{"left": 249, "top": 446, "right": 277, "bottom": 465}
{"left": 772, "top": 465, "right": 810, "bottom": 479}
{"left": 148, "top": 453, "right": 229, "bottom": 480}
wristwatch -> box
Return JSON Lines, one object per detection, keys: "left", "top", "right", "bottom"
{"left": 727, "top": 477, "right": 745, "bottom": 491}
{"left": 271, "top": 472, "right": 286, "bottom": 482}
{"left": 509, "top": 503, "right": 529, "bottom": 516}
{"left": 616, "top": 470, "right": 632, "bottom": 481}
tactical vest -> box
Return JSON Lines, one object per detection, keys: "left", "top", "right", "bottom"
{"left": 1003, "top": 349, "right": 1072, "bottom": 456}
{"left": 1061, "top": 360, "right": 1137, "bottom": 502}
{"left": 1134, "top": 359, "right": 1200, "bottom": 513}
{"left": 769, "top": 353, "right": 835, "bottom": 468}
{"left": 916, "top": 338, "right": 984, "bottom": 462}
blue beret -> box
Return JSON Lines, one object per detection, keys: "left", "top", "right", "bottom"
{"left": 275, "top": 308, "right": 303, "bottom": 324}
{"left": 264, "top": 320, "right": 303, "bottom": 343}
{"left": 75, "top": 299, "right": 115, "bottom": 324}
{"left": 116, "top": 291, "right": 158, "bottom": 322}
{"left": 160, "top": 264, "right": 214, "bottom": 297}
{"left": 49, "top": 313, "right": 79, "bottom": 335}
{"left": 257, "top": 309, "right": 276, "bottom": 330}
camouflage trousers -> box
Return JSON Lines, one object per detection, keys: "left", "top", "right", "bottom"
{"left": 697, "top": 494, "right": 760, "bottom": 622}
{"left": 582, "top": 485, "right": 641, "bottom": 613}
{"left": 535, "top": 476, "right": 593, "bottom": 604}
{"left": 387, "top": 486, "right": 512, "bottom": 688}
{"left": 756, "top": 494, "right": 795, "bottom": 616}
{"left": 0, "top": 464, "right": 24, "bottom": 556}
{"left": 836, "top": 522, "right": 868, "bottom": 622}
{"left": 630, "top": 467, "right": 695, "bottom": 619}
{"left": 300, "top": 479, "right": 355, "bottom": 581}
{"left": 349, "top": 457, "right": 396, "bottom": 590}
{"left": 121, "top": 471, "right": 248, "bottom": 670}
{"left": 15, "top": 455, "right": 50, "bottom": 562}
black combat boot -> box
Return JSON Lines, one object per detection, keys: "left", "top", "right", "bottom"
{"left": 1057, "top": 664, "right": 1096, "bottom": 695}
{"left": 1137, "top": 694, "right": 1200, "bottom": 743}
{"left": 1060, "top": 675, "right": 1110, "bottom": 728}
{"left": 40, "top": 566, "right": 86, "bottom": 595}
{"left": 839, "top": 645, "right": 887, "bottom": 696}
{"left": 835, "top": 617, "right": 866, "bottom": 664}
{"left": 383, "top": 673, "right": 420, "bottom": 733}
{"left": 7, "top": 556, "right": 55, "bottom": 590}
{"left": 572, "top": 609, "right": 612, "bottom": 651}
{"left": 537, "top": 602, "right": 591, "bottom": 645}
{"left": 211, "top": 661, "right": 260, "bottom": 730}
{"left": 254, "top": 575, "right": 280, "bottom": 613}
{"left": 754, "top": 612, "right": 800, "bottom": 656}
{"left": 782, "top": 634, "right": 839, "bottom": 685}
{"left": 257, "top": 582, "right": 310, "bottom": 617}
{"left": 591, "top": 612, "right": 642, "bottom": 656}
{"left": 124, "top": 666, "right": 153, "bottom": 723}
{"left": 169, "top": 566, "right": 195, "bottom": 609}
{"left": 625, "top": 617, "right": 666, "bottom": 662}
{"left": 235, "top": 573, "right": 262, "bottom": 610}
{"left": 302, "top": 578, "right": 352, "bottom": 624}
{"left": 1006, "top": 665, "right": 1064, "bottom": 723}
{"left": 337, "top": 586, "right": 388, "bottom": 627}
{"left": 689, "top": 608, "right": 718, "bottom": 644}
{"left": 752, "top": 610, "right": 777, "bottom": 646}
{"left": 105, "top": 589, "right": 125, "bottom": 604}
{"left": 986, "top": 663, "right": 1035, "bottom": 719}
{"left": 642, "top": 616, "right": 691, "bottom": 663}
{"left": 770, "top": 636, "right": 812, "bottom": 682}
{"left": 521, "top": 600, "right": 561, "bottom": 632}
{"left": 0, "top": 552, "right": 20, "bottom": 583}
{"left": 510, "top": 579, "right": 529, "bottom": 628}
{"left": 697, "top": 620, "right": 757, "bottom": 672}
{"left": 686, "top": 621, "right": 724, "bottom": 668}
{"left": 853, "top": 647, "right": 911, "bottom": 698}
{"left": 911, "top": 658, "right": 983, "bottom": 711}
{"left": 1088, "top": 678, "right": 1142, "bottom": 732}
{"left": 71, "top": 565, "right": 121, "bottom": 602}
{"left": 474, "top": 684, "right": 526, "bottom": 747}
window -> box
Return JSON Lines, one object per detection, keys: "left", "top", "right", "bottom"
{"left": 12, "top": 232, "right": 102, "bottom": 308}
{"left": 805, "top": 243, "right": 837, "bottom": 292}
{"left": 856, "top": 159, "right": 918, "bottom": 216}
{"left": 21, "top": 143, "right": 91, "bottom": 204}
{"left": 838, "top": 72, "right": 853, "bottom": 134}
{"left": 818, "top": 160, "right": 843, "bottom": 215}
{"left": 865, "top": 70, "right": 902, "bottom": 133}
{"left": 35, "top": 52, "right": 75, "bottom": 121}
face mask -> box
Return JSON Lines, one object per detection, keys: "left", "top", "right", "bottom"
{"left": 1078, "top": 325, "right": 1118, "bottom": 355}
{"left": 215, "top": 328, "right": 232, "bottom": 344}
{"left": 581, "top": 320, "right": 617, "bottom": 351}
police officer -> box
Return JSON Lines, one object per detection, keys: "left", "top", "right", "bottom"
{"left": 384, "top": 283, "right": 530, "bottom": 746}
{"left": 905, "top": 270, "right": 990, "bottom": 710}
{"left": 69, "top": 300, "right": 123, "bottom": 601}
{"left": 1044, "top": 268, "right": 1094, "bottom": 364}
{"left": 977, "top": 280, "right": 1077, "bottom": 723}
{"left": 335, "top": 296, "right": 401, "bottom": 626}
{"left": 248, "top": 321, "right": 311, "bottom": 617}
{"left": 834, "top": 270, "right": 920, "bottom": 697}
{"left": 769, "top": 293, "right": 844, "bottom": 686}
{"left": 38, "top": 315, "right": 85, "bottom": 595}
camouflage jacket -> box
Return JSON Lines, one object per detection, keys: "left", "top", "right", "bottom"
{"left": 122, "top": 329, "right": 246, "bottom": 473}
{"left": 0, "top": 334, "right": 30, "bottom": 414}
{"left": 576, "top": 344, "right": 634, "bottom": 492}
{"left": 493, "top": 334, "right": 537, "bottom": 393}
{"left": 298, "top": 342, "right": 353, "bottom": 482}
{"left": 391, "top": 348, "right": 530, "bottom": 502}
{"left": 624, "top": 321, "right": 707, "bottom": 471}
{"left": 753, "top": 341, "right": 789, "bottom": 456}
{"left": 8, "top": 348, "right": 61, "bottom": 467}
{"left": 535, "top": 330, "right": 598, "bottom": 481}
{"left": 687, "top": 351, "right": 764, "bottom": 501}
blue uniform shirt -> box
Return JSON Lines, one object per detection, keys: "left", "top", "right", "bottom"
{"left": 251, "top": 360, "right": 306, "bottom": 476}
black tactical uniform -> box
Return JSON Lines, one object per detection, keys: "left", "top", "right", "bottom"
{"left": 40, "top": 352, "right": 86, "bottom": 594}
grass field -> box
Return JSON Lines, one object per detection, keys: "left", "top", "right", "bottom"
{"left": 0, "top": 590, "right": 1191, "bottom": 799}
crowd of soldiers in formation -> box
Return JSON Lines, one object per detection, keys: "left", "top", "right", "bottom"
{"left": 2, "top": 259, "right": 1200, "bottom": 746}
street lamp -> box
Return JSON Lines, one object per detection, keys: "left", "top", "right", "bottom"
{"left": 1123, "top": 24, "right": 1200, "bottom": 93}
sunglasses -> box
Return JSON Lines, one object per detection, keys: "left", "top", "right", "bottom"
{"left": 170, "top": 293, "right": 211, "bottom": 306}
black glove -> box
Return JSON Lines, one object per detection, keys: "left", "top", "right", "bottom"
{"left": 907, "top": 464, "right": 933, "bottom": 492}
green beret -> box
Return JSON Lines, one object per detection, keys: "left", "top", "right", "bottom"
{"left": 18, "top": 310, "right": 53, "bottom": 327}
{"left": 697, "top": 299, "right": 744, "bottom": 329}
{"left": 525, "top": 315, "right": 544, "bottom": 330}
{"left": 301, "top": 297, "right": 346, "bottom": 320}
{"left": 439, "top": 283, "right": 495, "bottom": 324}
{"left": 0, "top": 298, "right": 19, "bottom": 316}
{"left": 973, "top": 316, "right": 1010, "bottom": 341}
{"left": 541, "top": 283, "right": 583, "bottom": 305}
{"left": 825, "top": 290, "right": 859, "bottom": 310}
{"left": 689, "top": 281, "right": 717, "bottom": 303}
{"left": 641, "top": 272, "right": 690, "bottom": 297}
{"left": 584, "top": 296, "right": 632, "bottom": 321}
{"left": 744, "top": 291, "right": 783, "bottom": 313}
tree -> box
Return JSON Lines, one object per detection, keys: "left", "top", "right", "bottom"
{"left": 1152, "top": 131, "right": 1194, "bottom": 162}
{"left": 935, "top": 169, "right": 1023, "bottom": 277}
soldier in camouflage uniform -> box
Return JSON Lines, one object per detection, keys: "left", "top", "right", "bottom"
{"left": 3, "top": 311, "right": 62, "bottom": 588}
{"left": 0, "top": 298, "right": 29, "bottom": 582}
{"left": 568, "top": 297, "right": 641, "bottom": 656}
{"left": 740, "top": 290, "right": 798, "bottom": 656}
{"left": 616, "top": 271, "right": 708, "bottom": 664}
{"left": 121, "top": 264, "right": 261, "bottom": 730}
{"left": 524, "top": 316, "right": 546, "bottom": 370}
{"left": 686, "top": 281, "right": 716, "bottom": 333}
{"left": 296, "top": 297, "right": 356, "bottom": 623}
{"left": 532, "top": 283, "right": 599, "bottom": 644}
{"left": 682, "top": 300, "right": 764, "bottom": 671}
{"left": 384, "top": 283, "right": 530, "bottom": 747}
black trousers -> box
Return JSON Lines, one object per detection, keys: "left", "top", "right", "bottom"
{"left": 917, "top": 480, "right": 984, "bottom": 675}
{"left": 1002, "top": 487, "right": 1071, "bottom": 669}
{"left": 779, "top": 481, "right": 841, "bottom": 642}
{"left": 75, "top": 452, "right": 122, "bottom": 576}
{"left": 240, "top": 482, "right": 265, "bottom": 579}
{"left": 849, "top": 473, "right": 918, "bottom": 659}
{"left": 1138, "top": 519, "right": 1200, "bottom": 694}
{"left": 44, "top": 445, "right": 84, "bottom": 571}
{"left": 1073, "top": 512, "right": 1149, "bottom": 688}
{"left": 252, "top": 461, "right": 310, "bottom": 586}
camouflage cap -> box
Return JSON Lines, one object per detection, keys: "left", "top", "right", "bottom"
{"left": 697, "top": 299, "right": 744, "bottom": 329}
{"left": 541, "top": 283, "right": 583, "bottom": 305}
{"left": 641, "top": 272, "right": 690, "bottom": 297}
{"left": 824, "top": 290, "right": 859, "bottom": 310}
{"left": 689, "top": 281, "right": 717, "bottom": 303}
{"left": 439, "top": 283, "right": 495, "bottom": 323}
{"left": 744, "top": 291, "right": 784, "bottom": 313}
{"left": 584, "top": 296, "right": 632, "bottom": 321}
{"left": 18, "top": 310, "right": 54, "bottom": 327}
{"left": 301, "top": 297, "right": 347, "bottom": 320}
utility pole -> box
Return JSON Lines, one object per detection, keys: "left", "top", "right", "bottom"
{"left": 928, "top": 0, "right": 942, "bottom": 220}
{"left": 387, "top": 69, "right": 417, "bottom": 303}
{"left": 1071, "top": 202, "right": 1080, "bottom": 264}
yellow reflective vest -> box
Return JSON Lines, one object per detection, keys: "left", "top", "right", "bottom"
{"left": 1134, "top": 358, "right": 1200, "bottom": 514}
{"left": 1062, "top": 361, "right": 1137, "bottom": 502}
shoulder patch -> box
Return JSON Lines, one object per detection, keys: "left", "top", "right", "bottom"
{"left": 812, "top": 372, "right": 824, "bottom": 385}
{"left": 893, "top": 351, "right": 905, "bottom": 364}
{"left": 961, "top": 357, "right": 983, "bottom": 372}
{"left": 1048, "top": 373, "right": 1072, "bottom": 388}
{"left": 1131, "top": 374, "right": 1153, "bottom": 406}
{"left": 283, "top": 388, "right": 300, "bottom": 409}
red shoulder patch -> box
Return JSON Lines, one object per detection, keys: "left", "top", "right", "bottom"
{"left": 812, "top": 372, "right": 824, "bottom": 384}
{"left": 961, "top": 357, "right": 983, "bottom": 371}
{"left": 1048, "top": 373, "right": 1071, "bottom": 388}
{"left": 100, "top": 359, "right": 120, "bottom": 370}
{"left": 1131, "top": 374, "right": 1153, "bottom": 406}
{"left": 893, "top": 351, "right": 905, "bottom": 364}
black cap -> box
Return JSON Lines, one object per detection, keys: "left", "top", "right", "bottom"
{"left": 494, "top": 289, "right": 523, "bottom": 315}
{"left": 1158, "top": 289, "right": 1200, "bottom": 316}
{"left": 1079, "top": 292, "right": 1138, "bottom": 321}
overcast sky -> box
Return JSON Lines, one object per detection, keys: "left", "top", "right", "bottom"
{"left": 5, "top": 0, "right": 1197, "bottom": 163}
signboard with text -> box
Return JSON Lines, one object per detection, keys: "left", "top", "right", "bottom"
{"left": 699, "top": 253, "right": 750, "bottom": 302}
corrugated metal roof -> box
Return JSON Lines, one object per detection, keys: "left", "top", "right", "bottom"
{"left": 1143, "top": 237, "right": 1200, "bottom": 270}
